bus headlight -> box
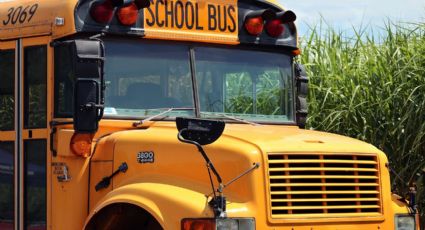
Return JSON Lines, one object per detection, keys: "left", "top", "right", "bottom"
{"left": 182, "top": 218, "right": 255, "bottom": 230}
{"left": 395, "top": 215, "right": 415, "bottom": 230}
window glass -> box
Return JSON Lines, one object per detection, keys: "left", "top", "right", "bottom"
{"left": 54, "top": 44, "right": 74, "bottom": 117}
{"left": 24, "top": 46, "right": 47, "bottom": 128}
{"left": 0, "top": 142, "right": 14, "bottom": 230}
{"left": 24, "top": 139, "right": 46, "bottom": 230}
{"left": 0, "top": 50, "right": 15, "bottom": 131}
{"left": 195, "top": 47, "right": 294, "bottom": 122}
{"left": 103, "top": 40, "right": 194, "bottom": 117}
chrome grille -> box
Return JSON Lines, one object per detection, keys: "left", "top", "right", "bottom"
{"left": 267, "top": 153, "right": 382, "bottom": 218}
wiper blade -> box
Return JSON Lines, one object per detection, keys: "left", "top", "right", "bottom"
{"left": 133, "top": 107, "right": 195, "bottom": 127}
{"left": 200, "top": 112, "right": 260, "bottom": 126}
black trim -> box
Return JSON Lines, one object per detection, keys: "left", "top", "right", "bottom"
{"left": 189, "top": 47, "right": 200, "bottom": 117}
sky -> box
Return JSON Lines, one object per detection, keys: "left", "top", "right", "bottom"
{"left": 280, "top": 0, "right": 425, "bottom": 37}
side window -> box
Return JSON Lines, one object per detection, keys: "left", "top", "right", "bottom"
{"left": 0, "top": 50, "right": 15, "bottom": 131}
{"left": 54, "top": 45, "right": 74, "bottom": 117}
{"left": 0, "top": 142, "right": 14, "bottom": 229}
{"left": 24, "top": 140, "right": 46, "bottom": 229}
{"left": 24, "top": 46, "right": 47, "bottom": 128}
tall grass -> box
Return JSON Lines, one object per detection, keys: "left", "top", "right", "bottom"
{"left": 301, "top": 21, "right": 425, "bottom": 224}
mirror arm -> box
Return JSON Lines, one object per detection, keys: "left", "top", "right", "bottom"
{"left": 177, "top": 130, "right": 222, "bottom": 184}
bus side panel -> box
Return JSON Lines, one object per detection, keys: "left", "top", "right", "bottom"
{"left": 51, "top": 129, "right": 90, "bottom": 230}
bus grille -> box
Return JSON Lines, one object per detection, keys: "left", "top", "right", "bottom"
{"left": 267, "top": 153, "right": 382, "bottom": 219}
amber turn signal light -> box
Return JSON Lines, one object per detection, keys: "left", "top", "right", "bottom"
{"left": 70, "top": 133, "right": 94, "bottom": 157}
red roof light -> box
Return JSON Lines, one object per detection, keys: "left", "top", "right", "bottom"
{"left": 266, "top": 19, "right": 284, "bottom": 37}
{"left": 117, "top": 2, "right": 139, "bottom": 26}
{"left": 244, "top": 16, "right": 264, "bottom": 36}
{"left": 90, "top": 1, "right": 114, "bottom": 24}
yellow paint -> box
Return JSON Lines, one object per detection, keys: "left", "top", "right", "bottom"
{"left": 0, "top": 0, "right": 415, "bottom": 229}
{"left": 0, "top": 0, "right": 78, "bottom": 40}
{"left": 79, "top": 122, "right": 410, "bottom": 229}
{"left": 144, "top": 0, "right": 239, "bottom": 44}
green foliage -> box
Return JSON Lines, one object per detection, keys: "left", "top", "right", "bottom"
{"left": 301, "top": 21, "right": 425, "bottom": 225}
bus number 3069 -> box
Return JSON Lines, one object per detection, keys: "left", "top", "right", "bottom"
{"left": 2, "top": 4, "right": 38, "bottom": 26}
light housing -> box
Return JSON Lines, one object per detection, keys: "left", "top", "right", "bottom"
{"left": 276, "top": 10, "right": 296, "bottom": 23}
{"left": 111, "top": 0, "right": 133, "bottom": 7}
{"left": 70, "top": 133, "right": 94, "bottom": 157}
{"left": 90, "top": 0, "right": 114, "bottom": 24}
{"left": 181, "top": 218, "right": 255, "bottom": 230}
{"left": 116, "top": 2, "right": 138, "bottom": 25}
{"left": 244, "top": 9, "right": 275, "bottom": 36}
{"left": 135, "top": 0, "right": 150, "bottom": 9}
{"left": 395, "top": 215, "right": 415, "bottom": 230}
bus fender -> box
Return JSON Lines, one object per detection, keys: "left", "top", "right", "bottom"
{"left": 83, "top": 182, "right": 213, "bottom": 229}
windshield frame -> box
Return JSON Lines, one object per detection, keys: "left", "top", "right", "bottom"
{"left": 54, "top": 37, "right": 297, "bottom": 125}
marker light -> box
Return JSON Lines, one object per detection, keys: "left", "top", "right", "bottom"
{"left": 90, "top": 0, "right": 114, "bottom": 24}
{"left": 244, "top": 9, "right": 275, "bottom": 36}
{"left": 292, "top": 48, "right": 302, "bottom": 56}
{"left": 181, "top": 218, "right": 255, "bottom": 230}
{"left": 70, "top": 133, "right": 94, "bottom": 157}
{"left": 117, "top": 2, "right": 138, "bottom": 25}
{"left": 265, "top": 19, "right": 284, "bottom": 37}
{"left": 182, "top": 219, "right": 215, "bottom": 230}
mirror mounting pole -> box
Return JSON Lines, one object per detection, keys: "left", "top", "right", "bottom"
{"left": 177, "top": 129, "right": 226, "bottom": 218}
{"left": 177, "top": 130, "right": 222, "bottom": 184}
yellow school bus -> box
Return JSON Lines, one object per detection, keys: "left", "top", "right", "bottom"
{"left": 0, "top": 0, "right": 419, "bottom": 229}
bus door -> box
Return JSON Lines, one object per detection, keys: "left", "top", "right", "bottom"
{"left": 0, "top": 37, "right": 50, "bottom": 230}
{"left": 0, "top": 40, "right": 17, "bottom": 230}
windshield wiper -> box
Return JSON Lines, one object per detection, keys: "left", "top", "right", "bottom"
{"left": 132, "top": 107, "right": 195, "bottom": 127}
{"left": 200, "top": 112, "right": 260, "bottom": 126}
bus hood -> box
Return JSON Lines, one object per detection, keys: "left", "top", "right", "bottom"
{"left": 219, "top": 123, "right": 381, "bottom": 154}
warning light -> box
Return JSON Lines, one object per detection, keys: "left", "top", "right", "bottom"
{"left": 117, "top": 2, "right": 138, "bottom": 25}
{"left": 265, "top": 19, "right": 284, "bottom": 37}
{"left": 90, "top": 1, "right": 114, "bottom": 24}
{"left": 244, "top": 9, "right": 275, "bottom": 36}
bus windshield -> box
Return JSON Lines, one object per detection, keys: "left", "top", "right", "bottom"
{"left": 100, "top": 39, "right": 294, "bottom": 122}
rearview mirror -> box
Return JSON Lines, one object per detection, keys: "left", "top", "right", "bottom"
{"left": 176, "top": 117, "right": 225, "bottom": 145}
{"left": 295, "top": 63, "right": 308, "bottom": 129}
{"left": 68, "top": 39, "right": 105, "bottom": 133}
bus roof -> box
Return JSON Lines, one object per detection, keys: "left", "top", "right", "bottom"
{"left": 0, "top": 0, "right": 78, "bottom": 41}
{"left": 0, "top": 0, "right": 295, "bottom": 49}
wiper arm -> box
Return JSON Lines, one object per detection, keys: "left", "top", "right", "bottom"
{"left": 133, "top": 107, "right": 195, "bottom": 127}
{"left": 200, "top": 112, "right": 260, "bottom": 126}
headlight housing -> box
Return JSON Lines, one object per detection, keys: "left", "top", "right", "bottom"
{"left": 395, "top": 214, "right": 415, "bottom": 230}
{"left": 181, "top": 218, "right": 255, "bottom": 230}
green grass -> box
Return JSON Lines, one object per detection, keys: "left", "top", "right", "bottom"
{"left": 300, "top": 21, "right": 425, "bottom": 225}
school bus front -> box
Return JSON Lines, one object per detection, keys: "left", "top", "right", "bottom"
{"left": 0, "top": 0, "right": 418, "bottom": 229}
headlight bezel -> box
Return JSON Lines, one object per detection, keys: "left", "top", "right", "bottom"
{"left": 395, "top": 214, "right": 416, "bottom": 230}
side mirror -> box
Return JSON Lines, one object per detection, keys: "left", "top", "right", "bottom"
{"left": 70, "top": 39, "right": 105, "bottom": 133}
{"left": 176, "top": 117, "right": 225, "bottom": 145}
{"left": 295, "top": 63, "right": 308, "bottom": 128}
